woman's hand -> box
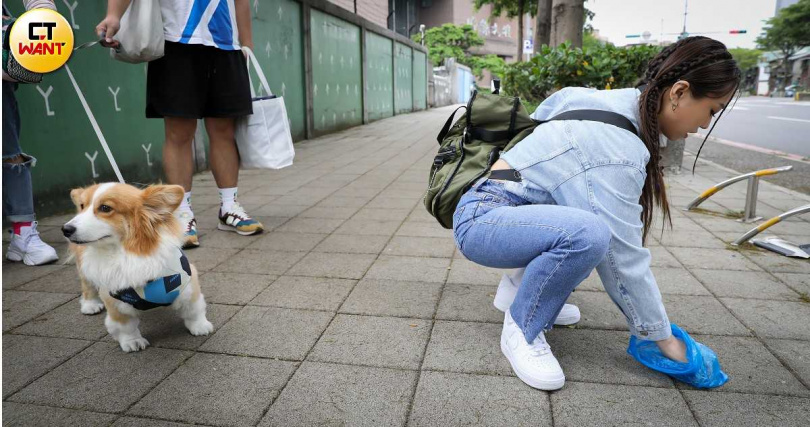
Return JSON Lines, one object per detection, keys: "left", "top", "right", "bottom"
{"left": 656, "top": 335, "right": 688, "bottom": 362}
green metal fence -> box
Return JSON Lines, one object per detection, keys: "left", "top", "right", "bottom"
{"left": 5, "top": 0, "right": 429, "bottom": 218}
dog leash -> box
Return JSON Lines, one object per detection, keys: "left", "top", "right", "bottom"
{"left": 65, "top": 39, "right": 125, "bottom": 183}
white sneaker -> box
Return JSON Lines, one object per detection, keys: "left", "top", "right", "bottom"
{"left": 176, "top": 211, "right": 200, "bottom": 249}
{"left": 501, "top": 310, "right": 565, "bottom": 390}
{"left": 6, "top": 222, "right": 59, "bottom": 266}
{"left": 494, "top": 271, "right": 581, "bottom": 325}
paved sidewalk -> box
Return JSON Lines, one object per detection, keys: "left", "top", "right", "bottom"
{"left": 3, "top": 105, "right": 810, "bottom": 426}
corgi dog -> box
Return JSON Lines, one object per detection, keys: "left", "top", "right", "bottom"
{"left": 63, "top": 183, "right": 214, "bottom": 352}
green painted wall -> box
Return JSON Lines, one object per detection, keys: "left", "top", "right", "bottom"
{"left": 6, "top": 2, "right": 164, "bottom": 216}
{"left": 365, "top": 31, "right": 394, "bottom": 122}
{"left": 394, "top": 42, "right": 413, "bottom": 114}
{"left": 413, "top": 50, "right": 427, "bottom": 111}
{"left": 310, "top": 9, "right": 363, "bottom": 135}
{"left": 250, "top": 0, "right": 306, "bottom": 141}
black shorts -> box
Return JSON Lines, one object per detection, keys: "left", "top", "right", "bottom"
{"left": 146, "top": 41, "right": 252, "bottom": 119}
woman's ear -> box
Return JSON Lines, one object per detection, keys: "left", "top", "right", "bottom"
{"left": 670, "top": 80, "right": 691, "bottom": 104}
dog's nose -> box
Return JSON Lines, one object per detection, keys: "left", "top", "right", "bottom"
{"left": 61, "top": 224, "right": 76, "bottom": 238}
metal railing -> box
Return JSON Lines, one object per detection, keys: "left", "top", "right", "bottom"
{"left": 685, "top": 166, "right": 793, "bottom": 223}
{"left": 732, "top": 204, "right": 810, "bottom": 246}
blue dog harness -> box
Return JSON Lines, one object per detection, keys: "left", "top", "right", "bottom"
{"left": 111, "top": 249, "right": 192, "bottom": 311}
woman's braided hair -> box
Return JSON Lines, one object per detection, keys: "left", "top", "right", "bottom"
{"left": 636, "top": 36, "right": 741, "bottom": 244}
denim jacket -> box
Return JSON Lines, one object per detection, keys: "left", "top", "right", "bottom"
{"left": 499, "top": 86, "right": 671, "bottom": 341}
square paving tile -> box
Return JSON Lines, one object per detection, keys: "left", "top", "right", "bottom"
{"left": 436, "top": 284, "right": 503, "bottom": 323}
{"left": 275, "top": 217, "right": 345, "bottom": 234}
{"left": 395, "top": 221, "right": 453, "bottom": 238}
{"left": 251, "top": 276, "right": 356, "bottom": 311}
{"left": 683, "top": 390, "right": 810, "bottom": 427}
{"left": 721, "top": 298, "right": 810, "bottom": 340}
{"left": 199, "top": 306, "right": 333, "bottom": 359}
{"left": 565, "top": 291, "right": 629, "bottom": 331}
{"left": 333, "top": 218, "right": 402, "bottom": 236}
{"left": 298, "top": 206, "right": 360, "bottom": 220}
{"left": 200, "top": 272, "right": 275, "bottom": 305}
{"left": 678, "top": 335, "right": 809, "bottom": 396}
{"left": 365, "top": 255, "right": 450, "bottom": 283}
{"left": 352, "top": 207, "right": 411, "bottom": 222}
{"left": 103, "top": 303, "right": 240, "bottom": 351}
{"left": 648, "top": 246, "right": 683, "bottom": 268}
{"left": 446, "top": 258, "right": 506, "bottom": 286}
{"left": 763, "top": 338, "right": 810, "bottom": 386}
{"left": 774, "top": 272, "right": 810, "bottom": 295}
{"left": 2, "top": 264, "right": 68, "bottom": 290}
{"left": 8, "top": 342, "right": 189, "bottom": 413}
{"left": 128, "top": 353, "right": 297, "bottom": 426}
{"left": 251, "top": 204, "right": 309, "bottom": 217}
{"left": 259, "top": 362, "right": 416, "bottom": 427}
{"left": 2, "top": 402, "right": 117, "bottom": 426}
{"left": 11, "top": 297, "right": 108, "bottom": 340}
{"left": 690, "top": 269, "right": 800, "bottom": 300}
{"left": 663, "top": 294, "right": 750, "bottom": 336}
{"left": 656, "top": 230, "right": 729, "bottom": 249}
{"left": 383, "top": 236, "right": 456, "bottom": 258}
{"left": 668, "top": 247, "right": 763, "bottom": 271}
{"left": 2, "top": 335, "right": 90, "bottom": 398}
{"left": 650, "top": 267, "right": 711, "bottom": 295}
{"left": 366, "top": 196, "right": 418, "bottom": 210}
{"left": 312, "top": 234, "right": 390, "bottom": 254}
{"left": 308, "top": 314, "right": 431, "bottom": 369}
{"left": 551, "top": 382, "right": 697, "bottom": 427}
{"left": 340, "top": 279, "right": 441, "bottom": 319}
{"left": 194, "top": 229, "right": 264, "bottom": 249}
{"left": 744, "top": 251, "right": 810, "bottom": 274}
{"left": 286, "top": 252, "right": 377, "bottom": 279}
{"left": 547, "top": 329, "right": 673, "bottom": 388}
{"left": 2, "top": 290, "right": 76, "bottom": 332}
{"left": 112, "top": 417, "right": 196, "bottom": 426}
{"left": 423, "top": 320, "right": 512, "bottom": 376}
{"left": 212, "top": 249, "right": 306, "bottom": 276}
{"left": 408, "top": 370, "right": 552, "bottom": 427}
{"left": 316, "top": 196, "right": 371, "bottom": 208}
{"left": 17, "top": 266, "right": 83, "bottom": 294}
{"left": 185, "top": 247, "right": 239, "bottom": 272}
{"left": 245, "top": 232, "right": 328, "bottom": 252}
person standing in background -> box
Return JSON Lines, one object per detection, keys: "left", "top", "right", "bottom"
{"left": 96, "top": 0, "right": 263, "bottom": 249}
{"left": 3, "top": 0, "right": 60, "bottom": 266}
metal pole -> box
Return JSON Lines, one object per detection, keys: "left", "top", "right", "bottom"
{"left": 741, "top": 176, "right": 762, "bottom": 223}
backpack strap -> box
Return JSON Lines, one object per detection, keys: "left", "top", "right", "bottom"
{"left": 436, "top": 105, "right": 467, "bottom": 144}
{"left": 539, "top": 109, "right": 639, "bottom": 137}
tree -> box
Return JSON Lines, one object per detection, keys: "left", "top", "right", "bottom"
{"left": 414, "top": 24, "right": 506, "bottom": 78}
{"left": 756, "top": 0, "right": 810, "bottom": 91}
{"left": 728, "top": 48, "right": 763, "bottom": 71}
{"left": 474, "top": 0, "right": 538, "bottom": 60}
{"left": 550, "top": 0, "right": 585, "bottom": 48}
{"left": 534, "top": 0, "right": 552, "bottom": 54}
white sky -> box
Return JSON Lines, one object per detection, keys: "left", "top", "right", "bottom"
{"left": 587, "top": 0, "right": 777, "bottom": 49}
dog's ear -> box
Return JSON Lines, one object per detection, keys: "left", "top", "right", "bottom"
{"left": 142, "top": 185, "right": 184, "bottom": 217}
{"left": 69, "top": 188, "right": 85, "bottom": 211}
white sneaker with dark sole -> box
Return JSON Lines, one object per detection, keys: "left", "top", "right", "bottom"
{"left": 501, "top": 310, "right": 565, "bottom": 390}
{"left": 495, "top": 270, "right": 581, "bottom": 325}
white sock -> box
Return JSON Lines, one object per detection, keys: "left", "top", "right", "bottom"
{"left": 178, "top": 191, "right": 193, "bottom": 215}
{"left": 219, "top": 187, "right": 238, "bottom": 213}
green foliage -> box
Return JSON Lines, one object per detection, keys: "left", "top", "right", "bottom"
{"left": 757, "top": 0, "right": 810, "bottom": 56}
{"left": 501, "top": 42, "right": 661, "bottom": 106}
{"left": 473, "top": 0, "right": 537, "bottom": 19}
{"left": 413, "top": 24, "right": 505, "bottom": 78}
{"left": 728, "top": 48, "right": 763, "bottom": 71}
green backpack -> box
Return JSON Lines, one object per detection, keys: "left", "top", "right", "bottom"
{"left": 424, "top": 89, "right": 638, "bottom": 229}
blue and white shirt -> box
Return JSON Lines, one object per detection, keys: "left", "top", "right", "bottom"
{"left": 162, "top": 0, "right": 240, "bottom": 50}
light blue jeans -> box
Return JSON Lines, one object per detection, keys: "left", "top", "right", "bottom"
{"left": 454, "top": 177, "right": 611, "bottom": 343}
{"left": 3, "top": 81, "right": 36, "bottom": 223}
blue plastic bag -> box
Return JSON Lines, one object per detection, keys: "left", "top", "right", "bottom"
{"left": 627, "top": 323, "right": 728, "bottom": 389}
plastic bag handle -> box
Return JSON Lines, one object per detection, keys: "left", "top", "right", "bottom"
{"left": 241, "top": 46, "right": 273, "bottom": 97}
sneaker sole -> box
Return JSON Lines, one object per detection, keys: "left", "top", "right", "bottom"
{"left": 500, "top": 336, "right": 565, "bottom": 391}
{"left": 23, "top": 253, "right": 59, "bottom": 266}
{"left": 217, "top": 223, "right": 263, "bottom": 236}
{"left": 494, "top": 275, "right": 581, "bottom": 326}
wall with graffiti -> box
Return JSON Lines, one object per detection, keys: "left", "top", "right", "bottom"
{"left": 5, "top": 0, "right": 428, "bottom": 217}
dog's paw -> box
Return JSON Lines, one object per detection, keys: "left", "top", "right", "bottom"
{"left": 186, "top": 319, "right": 214, "bottom": 336}
{"left": 119, "top": 337, "right": 150, "bottom": 352}
{"left": 80, "top": 297, "right": 105, "bottom": 315}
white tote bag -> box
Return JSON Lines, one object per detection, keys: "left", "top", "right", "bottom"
{"left": 235, "top": 47, "right": 295, "bottom": 170}
{"left": 110, "top": 0, "right": 165, "bottom": 63}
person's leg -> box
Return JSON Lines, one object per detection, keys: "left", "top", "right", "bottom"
{"left": 204, "top": 117, "right": 239, "bottom": 190}
{"left": 3, "top": 81, "right": 57, "bottom": 265}
{"left": 162, "top": 117, "right": 199, "bottom": 248}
